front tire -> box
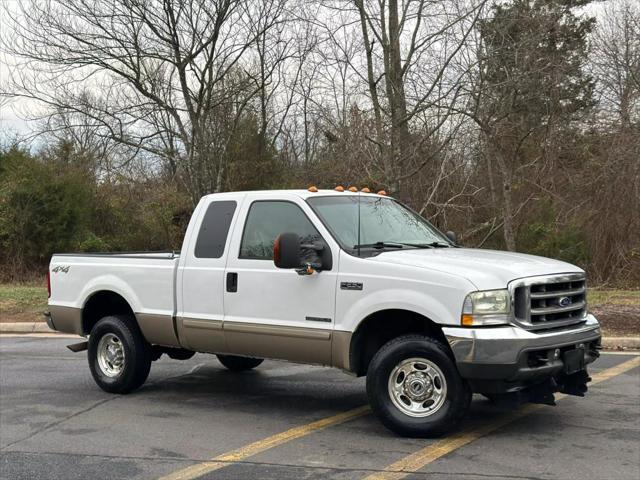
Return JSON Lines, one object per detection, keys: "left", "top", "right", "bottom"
{"left": 217, "top": 354, "right": 263, "bottom": 371}
{"left": 88, "top": 315, "right": 151, "bottom": 394}
{"left": 366, "top": 335, "right": 470, "bottom": 437}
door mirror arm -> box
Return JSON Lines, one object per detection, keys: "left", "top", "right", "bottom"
{"left": 296, "top": 262, "right": 321, "bottom": 276}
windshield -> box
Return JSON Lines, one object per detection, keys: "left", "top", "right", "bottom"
{"left": 307, "top": 195, "right": 452, "bottom": 254}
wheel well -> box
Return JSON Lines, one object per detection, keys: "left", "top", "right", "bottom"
{"left": 82, "top": 291, "right": 136, "bottom": 335}
{"left": 349, "top": 309, "right": 451, "bottom": 376}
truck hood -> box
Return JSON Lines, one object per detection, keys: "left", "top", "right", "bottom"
{"left": 369, "top": 248, "right": 583, "bottom": 290}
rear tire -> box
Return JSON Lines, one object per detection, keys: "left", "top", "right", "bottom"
{"left": 88, "top": 315, "right": 151, "bottom": 394}
{"left": 366, "top": 334, "right": 471, "bottom": 437}
{"left": 217, "top": 354, "right": 263, "bottom": 371}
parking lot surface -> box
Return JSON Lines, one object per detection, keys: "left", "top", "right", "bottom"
{"left": 1, "top": 336, "right": 639, "bottom": 480}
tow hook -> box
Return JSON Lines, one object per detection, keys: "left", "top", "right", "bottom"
{"left": 67, "top": 341, "right": 88, "bottom": 353}
{"left": 527, "top": 379, "right": 557, "bottom": 406}
{"left": 558, "top": 370, "right": 591, "bottom": 397}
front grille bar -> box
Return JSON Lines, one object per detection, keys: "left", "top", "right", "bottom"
{"left": 509, "top": 273, "right": 588, "bottom": 331}
{"left": 530, "top": 286, "right": 585, "bottom": 299}
{"left": 531, "top": 300, "right": 586, "bottom": 316}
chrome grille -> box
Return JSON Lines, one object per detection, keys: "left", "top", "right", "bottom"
{"left": 511, "top": 274, "right": 587, "bottom": 331}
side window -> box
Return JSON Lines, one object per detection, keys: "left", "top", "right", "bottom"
{"left": 240, "top": 201, "right": 321, "bottom": 260}
{"left": 194, "top": 200, "right": 237, "bottom": 258}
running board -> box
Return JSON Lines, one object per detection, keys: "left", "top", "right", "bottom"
{"left": 67, "top": 341, "right": 88, "bottom": 352}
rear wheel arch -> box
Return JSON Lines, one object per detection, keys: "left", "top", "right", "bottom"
{"left": 349, "top": 309, "right": 453, "bottom": 377}
{"left": 82, "top": 290, "right": 138, "bottom": 336}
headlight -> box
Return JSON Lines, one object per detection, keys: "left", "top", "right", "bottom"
{"left": 461, "top": 290, "right": 510, "bottom": 326}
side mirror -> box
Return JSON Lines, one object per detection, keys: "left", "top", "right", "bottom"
{"left": 274, "top": 232, "right": 332, "bottom": 273}
{"left": 274, "top": 232, "right": 303, "bottom": 269}
{"left": 445, "top": 231, "right": 457, "bottom": 245}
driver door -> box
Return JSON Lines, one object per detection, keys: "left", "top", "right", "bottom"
{"left": 223, "top": 196, "right": 338, "bottom": 365}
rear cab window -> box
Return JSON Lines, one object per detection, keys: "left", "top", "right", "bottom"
{"left": 194, "top": 200, "right": 237, "bottom": 258}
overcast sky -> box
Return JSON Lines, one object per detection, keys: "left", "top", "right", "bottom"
{"left": 0, "top": 0, "right": 611, "bottom": 141}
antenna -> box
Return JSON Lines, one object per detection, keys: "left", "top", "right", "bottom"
{"left": 357, "top": 192, "right": 361, "bottom": 257}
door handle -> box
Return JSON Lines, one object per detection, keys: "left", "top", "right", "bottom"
{"left": 226, "top": 272, "right": 238, "bottom": 292}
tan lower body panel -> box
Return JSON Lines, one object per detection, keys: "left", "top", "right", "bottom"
{"left": 48, "top": 305, "right": 353, "bottom": 372}
{"left": 331, "top": 330, "right": 352, "bottom": 371}
{"left": 177, "top": 317, "right": 226, "bottom": 353}
{"left": 48, "top": 305, "right": 83, "bottom": 335}
{"left": 224, "top": 322, "right": 333, "bottom": 366}
{"left": 136, "top": 313, "right": 180, "bottom": 347}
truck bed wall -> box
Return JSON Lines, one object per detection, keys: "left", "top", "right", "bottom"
{"left": 49, "top": 254, "right": 179, "bottom": 345}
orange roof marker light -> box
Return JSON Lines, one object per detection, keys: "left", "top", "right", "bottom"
{"left": 335, "top": 185, "right": 345, "bottom": 192}
{"left": 361, "top": 187, "right": 371, "bottom": 193}
{"left": 348, "top": 186, "right": 358, "bottom": 192}
{"left": 377, "top": 190, "right": 387, "bottom": 196}
{"left": 308, "top": 186, "right": 318, "bottom": 192}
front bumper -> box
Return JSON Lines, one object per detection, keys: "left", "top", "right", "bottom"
{"left": 443, "top": 314, "right": 601, "bottom": 393}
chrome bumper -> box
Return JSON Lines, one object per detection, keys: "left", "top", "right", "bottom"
{"left": 443, "top": 314, "right": 601, "bottom": 386}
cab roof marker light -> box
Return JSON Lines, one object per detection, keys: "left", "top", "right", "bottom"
{"left": 361, "top": 187, "right": 371, "bottom": 193}
{"left": 377, "top": 190, "right": 387, "bottom": 196}
{"left": 335, "top": 185, "right": 345, "bottom": 192}
{"left": 348, "top": 186, "right": 358, "bottom": 192}
{"left": 308, "top": 186, "right": 318, "bottom": 192}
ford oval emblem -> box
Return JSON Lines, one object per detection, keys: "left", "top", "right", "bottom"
{"left": 558, "top": 296, "right": 572, "bottom": 307}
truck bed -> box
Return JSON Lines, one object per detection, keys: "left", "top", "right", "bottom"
{"left": 49, "top": 251, "right": 179, "bottom": 320}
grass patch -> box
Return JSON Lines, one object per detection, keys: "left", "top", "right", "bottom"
{"left": 588, "top": 290, "right": 640, "bottom": 307}
{"left": 0, "top": 283, "right": 48, "bottom": 317}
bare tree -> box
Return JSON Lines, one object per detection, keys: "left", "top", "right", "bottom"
{"left": 460, "top": 0, "right": 595, "bottom": 251}
{"left": 591, "top": 0, "right": 640, "bottom": 129}
{"left": 313, "top": 0, "right": 487, "bottom": 193}
{"left": 585, "top": 0, "right": 640, "bottom": 283}
{"left": 1, "top": 0, "right": 293, "bottom": 204}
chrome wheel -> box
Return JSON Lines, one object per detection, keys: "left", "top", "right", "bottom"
{"left": 97, "top": 333, "right": 125, "bottom": 377}
{"left": 387, "top": 357, "right": 447, "bottom": 417}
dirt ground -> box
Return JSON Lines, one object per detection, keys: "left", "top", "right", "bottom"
{"left": 591, "top": 304, "right": 639, "bottom": 336}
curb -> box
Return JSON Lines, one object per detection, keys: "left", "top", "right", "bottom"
{"left": 0, "top": 322, "right": 55, "bottom": 334}
{"left": 1, "top": 323, "right": 639, "bottom": 350}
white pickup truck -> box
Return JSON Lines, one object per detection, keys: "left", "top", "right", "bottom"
{"left": 47, "top": 189, "right": 601, "bottom": 436}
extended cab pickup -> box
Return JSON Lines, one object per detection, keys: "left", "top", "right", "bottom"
{"left": 47, "top": 189, "right": 601, "bottom": 436}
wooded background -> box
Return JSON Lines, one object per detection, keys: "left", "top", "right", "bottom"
{"left": 0, "top": 0, "right": 638, "bottom": 286}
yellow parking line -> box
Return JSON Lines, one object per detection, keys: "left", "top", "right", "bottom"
{"left": 158, "top": 405, "right": 370, "bottom": 480}
{"left": 364, "top": 356, "right": 640, "bottom": 480}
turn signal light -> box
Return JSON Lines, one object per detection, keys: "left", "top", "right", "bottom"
{"left": 461, "top": 314, "right": 473, "bottom": 326}
{"left": 335, "top": 185, "right": 345, "bottom": 192}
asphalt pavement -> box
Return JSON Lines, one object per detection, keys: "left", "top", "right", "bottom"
{"left": 1, "top": 336, "right": 639, "bottom": 480}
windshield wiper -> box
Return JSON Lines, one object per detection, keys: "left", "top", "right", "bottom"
{"left": 353, "top": 241, "right": 435, "bottom": 250}
{"left": 418, "top": 241, "right": 452, "bottom": 248}
{"left": 353, "top": 241, "right": 405, "bottom": 249}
